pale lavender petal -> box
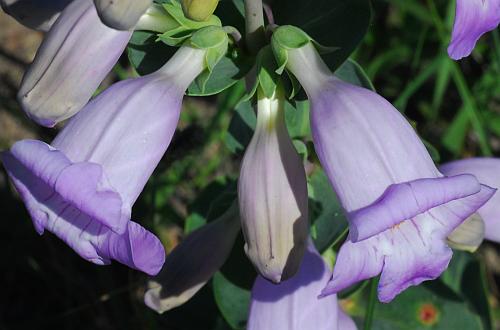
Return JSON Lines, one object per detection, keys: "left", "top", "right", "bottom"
{"left": 448, "top": 0, "right": 500, "bottom": 60}
{"left": 17, "top": 0, "right": 132, "bottom": 127}
{"left": 1, "top": 143, "right": 164, "bottom": 274}
{"left": 322, "top": 185, "right": 495, "bottom": 302}
{"left": 285, "top": 43, "right": 496, "bottom": 302}
{"left": 2, "top": 140, "right": 126, "bottom": 233}
{"left": 338, "top": 308, "right": 357, "bottom": 330}
{"left": 349, "top": 175, "right": 481, "bottom": 241}
{"left": 441, "top": 158, "right": 500, "bottom": 242}
{"left": 239, "top": 88, "right": 309, "bottom": 283}
{"left": 248, "top": 241, "right": 356, "bottom": 330}
{"left": 1, "top": 46, "right": 206, "bottom": 272}
{"left": 94, "top": 0, "right": 152, "bottom": 30}
{"left": 145, "top": 205, "right": 240, "bottom": 313}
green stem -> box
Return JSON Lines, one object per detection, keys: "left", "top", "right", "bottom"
{"left": 363, "top": 277, "right": 379, "bottom": 330}
{"left": 244, "top": 0, "right": 266, "bottom": 54}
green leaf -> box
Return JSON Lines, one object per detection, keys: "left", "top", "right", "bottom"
{"left": 308, "top": 170, "right": 348, "bottom": 252}
{"left": 272, "top": 0, "right": 371, "bottom": 71}
{"left": 128, "top": 30, "right": 176, "bottom": 75}
{"left": 285, "top": 100, "right": 310, "bottom": 139}
{"left": 350, "top": 282, "right": 483, "bottom": 330}
{"left": 185, "top": 178, "right": 236, "bottom": 233}
{"left": 213, "top": 272, "right": 251, "bottom": 330}
{"left": 224, "top": 100, "right": 256, "bottom": 154}
{"left": 441, "top": 251, "right": 492, "bottom": 330}
{"left": 187, "top": 51, "right": 252, "bottom": 96}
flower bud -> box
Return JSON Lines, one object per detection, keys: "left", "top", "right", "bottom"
{"left": 0, "top": 0, "right": 73, "bottom": 31}
{"left": 181, "top": 0, "right": 219, "bottom": 22}
{"left": 447, "top": 213, "right": 485, "bottom": 252}
{"left": 17, "top": 0, "right": 132, "bottom": 127}
{"left": 145, "top": 204, "right": 240, "bottom": 313}
{"left": 238, "top": 86, "right": 309, "bottom": 283}
{"left": 94, "top": 0, "right": 152, "bottom": 30}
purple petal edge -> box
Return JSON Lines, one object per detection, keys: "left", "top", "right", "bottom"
{"left": 349, "top": 175, "right": 481, "bottom": 242}
{"left": 321, "top": 184, "right": 495, "bottom": 303}
{"left": 2, "top": 139, "right": 127, "bottom": 233}
{"left": 1, "top": 139, "right": 165, "bottom": 275}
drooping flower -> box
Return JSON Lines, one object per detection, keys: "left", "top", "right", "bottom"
{"left": 94, "top": 0, "right": 152, "bottom": 30}
{"left": 272, "top": 27, "right": 496, "bottom": 302}
{"left": 1, "top": 44, "right": 209, "bottom": 275}
{"left": 0, "top": 0, "right": 73, "bottom": 31}
{"left": 17, "top": 0, "right": 132, "bottom": 127}
{"left": 145, "top": 204, "right": 240, "bottom": 313}
{"left": 247, "top": 240, "right": 357, "bottom": 330}
{"left": 448, "top": 0, "right": 500, "bottom": 60}
{"left": 441, "top": 158, "right": 500, "bottom": 243}
{"left": 238, "top": 85, "right": 309, "bottom": 283}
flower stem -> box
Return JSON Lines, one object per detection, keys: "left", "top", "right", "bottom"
{"left": 363, "top": 277, "right": 378, "bottom": 330}
{"left": 244, "top": 0, "right": 265, "bottom": 54}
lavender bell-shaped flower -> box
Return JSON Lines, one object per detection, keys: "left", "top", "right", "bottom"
{"left": 448, "top": 0, "right": 500, "bottom": 60}
{"left": 1, "top": 43, "right": 211, "bottom": 275}
{"left": 238, "top": 85, "right": 309, "bottom": 283}
{"left": 17, "top": 0, "right": 132, "bottom": 127}
{"left": 94, "top": 0, "right": 152, "bottom": 30}
{"left": 145, "top": 204, "right": 240, "bottom": 313}
{"left": 0, "top": 0, "right": 74, "bottom": 31}
{"left": 441, "top": 158, "right": 500, "bottom": 243}
{"left": 272, "top": 26, "right": 496, "bottom": 302}
{"left": 247, "top": 240, "right": 357, "bottom": 330}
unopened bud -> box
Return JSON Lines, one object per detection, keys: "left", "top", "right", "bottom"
{"left": 447, "top": 213, "right": 485, "bottom": 252}
{"left": 0, "top": 0, "right": 73, "bottom": 31}
{"left": 238, "top": 86, "right": 309, "bottom": 283}
{"left": 181, "top": 0, "right": 219, "bottom": 22}
{"left": 145, "top": 204, "right": 240, "bottom": 313}
{"left": 94, "top": 0, "right": 152, "bottom": 30}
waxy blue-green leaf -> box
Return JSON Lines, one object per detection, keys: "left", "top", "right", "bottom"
{"left": 349, "top": 282, "right": 484, "bottom": 330}
{"left": 213, "top": 272, "right": 250, "bottom": 330}
{"left": 440, "top": 251, "right": 492, "bottom": 330}
{"left": 309, "top": 170, "right": 348, "bottom": 252}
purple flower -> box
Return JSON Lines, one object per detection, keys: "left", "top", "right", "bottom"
{"left": 441, "top": 158, "right": 500, "bottom": 243}
{"left": 238, "top": 86, "right": 309, "bottom": 283}
{"left": 448, "top": 0, "right": 500, "bottom": 60}
{"left": 1, "top": 45, "right": 208, "bottom": 275}
{"left": 17, "top": 0, "right": 132, "bottom": 127}
{"left": 247, "top": 240, "right": 357, "bottom": 330}
{"left": 145, "top": 204, "right": 240, "bottom": 313}
{"left": 94, "top": 0, "right": 152, "bottom": 30}
{"left": 0, "top": 0, "right": 73, "bottom": 31}
{"left": 284, "top": 42, "right": 495, "bottom": 302}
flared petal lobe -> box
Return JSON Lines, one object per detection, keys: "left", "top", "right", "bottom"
{"left": 1, "top": 140, "right": 165, "bottom": 274}
{"left": 0, "top": 0, "right": 73, "bottom": 31}
{"left": 238, "top": 87, "right": 309, "bottom": 283}
{"left": 448, "top": 0, "right": 500, "bottom": 60}
{"left": 247, "top": 241, "right": 357, "bottom": 330}
{"left": 145, "top": 205, "right": 240, "bottom": 313}
{"left": 17, "top": 0, "right": 132, "bottom": 127}
{"left": 2, "top": 46, "right": 207, "bottom": 273}
{"left": 94, "top": 0, "right": 152, "bottom": 30}
{"left": 441, "top": 158, "right": 500, "bottom": 242}
{"left": 283, "top": 42, "right": 495, "bottom": 302}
